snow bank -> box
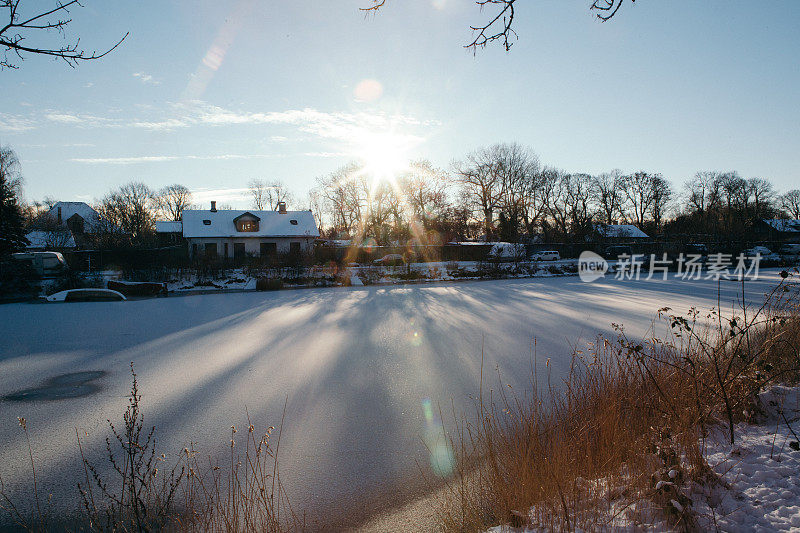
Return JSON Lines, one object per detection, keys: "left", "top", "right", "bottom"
{"left": 694, "top": 385, "right": 800, "bottom": 531}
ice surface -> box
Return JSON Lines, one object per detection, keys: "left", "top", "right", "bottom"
{"left": 0, "top": 271, "right": 787, "bottom": 524}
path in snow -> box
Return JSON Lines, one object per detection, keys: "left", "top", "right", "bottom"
{"left": 0, "top": 273, "right": 784, "bottom": 528}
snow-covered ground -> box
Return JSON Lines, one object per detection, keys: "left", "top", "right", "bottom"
{"left": 486, "top": 384, "right": 800, "bottom": 533}
{"left": 0, "top": 272, "right": 787, "bottom": 528}
{"left": 696, "top": 385, "right": 800, "bottom": 531}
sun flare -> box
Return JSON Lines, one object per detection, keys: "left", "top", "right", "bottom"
{"left": 356, "top": 132, "right": 412, "bottom": 186}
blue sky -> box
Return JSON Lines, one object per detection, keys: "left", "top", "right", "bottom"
{"left": 1, "top": 0, "right": 798, "bottom": 208}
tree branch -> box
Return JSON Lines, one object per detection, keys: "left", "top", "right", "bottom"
{"left": 362, "top": 0, "right": 633, "bottom": 53}
{"left": 0, "top": 0, "right": 127, "bottom": 70}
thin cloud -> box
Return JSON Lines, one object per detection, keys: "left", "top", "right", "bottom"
{"left": 44, "top": 112, "right": 117, "bottom": 128}
{"left": 69, "top": 152, "right": 344, "bottom": 165}
{"left": 12, "top": 101, "right": 439, "bottom": 154}
{"left": 133, "top": 72, "right": 160, "bottom": 85}
{"left": 0, "top": 113, "right": 36, "bottom": 132}
{"left": 191, "top": 187, "right": 251, "bottom": 207}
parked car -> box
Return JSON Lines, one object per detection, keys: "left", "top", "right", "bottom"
{"left": 11, "top": 251, "right": 68, "bottom": 277}
{"left": 603, "top": 245, "right": 633, "bottom": 259}
{"left": 107, "top": 280, "right": 167, "bottom": 297}
{"left": 530, "top": 250, "right": 561, "bottom": 261}
{"left": 373, "top": 254, "right": 405, "bottom": 266}
{"left": 46, "top": 288, "right": 127, "bottom": 302}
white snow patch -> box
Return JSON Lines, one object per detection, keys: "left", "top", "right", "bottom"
{"left": 693, "top": 384, "right": 800, "bottom": 532}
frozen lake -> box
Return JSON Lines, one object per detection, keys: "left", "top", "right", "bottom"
{"left": 0, "top": 273, "right": 785, "bottom": 527}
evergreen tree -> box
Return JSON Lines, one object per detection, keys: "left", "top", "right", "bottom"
{"left": 0, "top": 146, "right": 29, "bottom": 256}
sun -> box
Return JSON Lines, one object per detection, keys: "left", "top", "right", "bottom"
{"left": 356, "top": 132, "right": 412, "bottom": 186}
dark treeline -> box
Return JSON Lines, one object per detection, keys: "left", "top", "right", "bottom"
{"left": 311, "top": 143, "right": 799, "bottom": 245}
{"left": 4, "top": 143, "right": 800, "bottom": 253}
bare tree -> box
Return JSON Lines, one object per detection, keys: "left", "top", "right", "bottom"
{"left": 96, "top": 182, "right": 156, "bottom": 241}
{"left": 454, "top": 146, "right": 505, "bottom": 239}
{"left": 454, "top": 143, "right": 538, "bottom": 240}
{"left": 564, "top": 173, "right": 596, "bottom": 236}
{"left": 249, "top": 179, "right": 269, "bottom": 210}
{"left": 746, "top": 177, "right": 774, "bottom": 219}
{"left": 249, "top": 179, "right": 294, "bottom": 211}
{"left": 544, "top": 168, "right": 571, "bottom": 238}
{"left": 621, "top": 171, "right": 659, "bottom": 228}
{"left": 780, "top": 190, "right": 800, "bottom": 219}
{"left": 305, "top": 187, "right": 326, "bottom": 234}
{"left": 398, "top": 160, "right": 451, "bottom": 229}
{"left": 155, "top": 184, "right": 192, "bottom": 222}
{"left": 718, "top": 172, "right": 747, "bottom": 211}
{"left": 317, "top": 163, "right": 367, "bottom": 237}
{"left": 684, "top": 171, "right": 722, "bottom": 216}
{"left": 592, "top": 170, "right": 624, "bottom": 224}
{"left": 266, "top": 180, "right": 294, "bottom": 210}
{"left": 0, "top": 0, "right": 127, "bottom": 70}
{"left": 648, "top": 174, "right": 672, "bottom": 229}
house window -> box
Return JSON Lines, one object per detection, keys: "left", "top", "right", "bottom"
{"left": 237, "top": 220, "right": 259, "bottom": 232}
{"left": 260, "top": 242, "right": 277, "bottom": 256}
{"left": 204, "top": 243, "right": 217, "bottom": 257}
{"left": 234, "top": 243, "right": 246, "bottom": 259}
{"left": 290, "top": 242, "right": 301, "bottom": 254}
{"left": 223, "top": 243, "right": 229, "bottom": 258}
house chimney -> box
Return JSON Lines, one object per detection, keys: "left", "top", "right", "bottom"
{"left": 277, "top": 201, "right": 287, "bottom": 214}
{"left": 210, "top": 201, "right": 217, "bottom": 212}
{"left": 57, "top": 206, "right": 62, "bottom": 224}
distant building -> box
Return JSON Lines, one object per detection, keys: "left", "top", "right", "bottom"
{"left": 156, "top": 201, "right": 319, "bottom": 259}
{"left": 755, "top": 219, "right": 800, "bottom": 242}
{"left": 27, "top": 201, "right": 104, "bottom": 250}
{"left": 591, "top": 223, "right": 649, "bottom": 241}
{"left": 45, "top": 202, "right": 103, "bottom": 235}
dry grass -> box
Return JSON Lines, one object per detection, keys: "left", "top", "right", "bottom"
{"left": 1, "top": 364, "right": 304, "bottom": 532}
{"left": 438, "top": 272, "right": 800, "bottom": 532}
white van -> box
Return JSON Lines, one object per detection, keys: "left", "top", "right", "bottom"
{"left": 531, "top": 250, "right": 561, "bottom": 261}
{"left": 11, "top": 251, "right": 69, "bottom": 277}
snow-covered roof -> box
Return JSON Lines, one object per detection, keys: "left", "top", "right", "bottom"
{"left": 156, "top": 221, "right": 183, "bottom": 233}
{"left": 25, "top": 230, "right": 76, "bottom": 249}
{"left": 48, "top": 201, "right": 102, "bottom": 230}
{"left": 490, "top": 242, "right": 526, "bottom": 257}
{"left": 762, "top": 219, "right": 800, "bottom": 233}
{"left": 594, "top": 224, "right": 649, "bottom": 239}
{"left": 180, "top": 209, "right": 319, "bottom": 238}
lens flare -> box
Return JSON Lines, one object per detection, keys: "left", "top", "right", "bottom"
{"left": 422, "top": 398, "right": 455, "bottom": 477}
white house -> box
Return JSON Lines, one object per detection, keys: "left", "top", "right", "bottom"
{"left": 158, "top": 201, "right": 319, "bottom": 259}
{"left": 45, "top": 201, "right": 103, "bottom": 234}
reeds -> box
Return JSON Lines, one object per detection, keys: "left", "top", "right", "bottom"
{"left": 438, "top": 272, "right": 800, "bottom": 531}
